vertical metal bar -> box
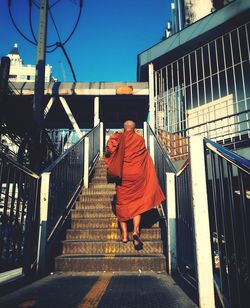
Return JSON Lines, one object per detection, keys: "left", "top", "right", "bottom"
{"left": 189, "top": 136, "right": 215, "bottom": 308}
{"left": 208, "top": 43, "right": 214, "bottom": 102}
{"left": 37, "top": 172, "right": 50, "bottom": 273}
{"left": 166, "top": 172, "right": 177, "bottom": 274}
{"left": 143, "top": 122, "right": 148, "bottom": 148}
{"left": 148, "top": 63, "right": 155, "bottom": 131}
{"left": 222, "top": 36, "right": 229, "bottom": 96}
{"left": 215, "top": 39, "right": 221, "bottom": 98}
{"left": 201, "top": 46, "right": 207, "bottom": 104}
{"left": 84, "top": 137, "right": 89, "bottom": 188}
{"left": 149, "top": 135, "right": 155, "bottom": 164}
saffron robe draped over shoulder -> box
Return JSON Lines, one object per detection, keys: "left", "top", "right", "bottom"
{"left": 104, "top": 130, "right": 165, "bottom": 222}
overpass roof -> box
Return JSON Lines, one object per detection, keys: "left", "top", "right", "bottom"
{"left": 9, "top": 81, "right": 149, "bottom": 96}
{"left": 5, "top": 81, "right": 149, "bottom": 129}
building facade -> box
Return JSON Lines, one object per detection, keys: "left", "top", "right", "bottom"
{"left": 7, "top": 43, "right": 52, "bottom": 83}
{"left": 138, "top": 0, "right": 250, "bottom": 160}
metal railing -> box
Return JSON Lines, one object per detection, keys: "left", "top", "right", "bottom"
{"left": 37, "top": 123, "right": 102, "bottom": 272}
{"left": 145, "top": 123, "right": 176, "bottom": 199}
{"left": 0, "top": 151, "right": 40, "bottom": 275}
{"left": 204, "top": 138, "right": 250, "bottom": 307}
{"left": 175, "top": 160, "right": 196, "bottom": 282}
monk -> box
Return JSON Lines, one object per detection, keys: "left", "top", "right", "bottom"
{"left": 104, "top": 120, "right": 165, "bottom": 250}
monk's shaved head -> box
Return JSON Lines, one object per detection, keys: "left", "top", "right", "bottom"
{"left": 124, "top": 120, "right": 136, "bottom": 131}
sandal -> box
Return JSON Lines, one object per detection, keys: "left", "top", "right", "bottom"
{"left": 132, "top": 233, "right": 143, "bottom": 250}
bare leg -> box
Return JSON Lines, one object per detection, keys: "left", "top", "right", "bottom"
{"left": 120, "top": 221, "right": 128, "bottom": 242}
{"left": 132, "top": 215, "right": 143, "bottom": 249}
{"left": 133, "top": 215, "right": 141, "bottom": 235}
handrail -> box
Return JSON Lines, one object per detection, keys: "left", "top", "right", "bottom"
{"left": 204, "top": 138, "right": 250, "bottom": 174}
{"left": 44, "top": 124, "right": 100, "bottom": 172}
{"left": 0, "top": 151, "right": 40, "bottom": 179}
{"left": 147, "top": 123, "right": 177, "bottom": 173}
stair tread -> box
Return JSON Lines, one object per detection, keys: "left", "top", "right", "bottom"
{"left": 62, "top": 239, "right": 162, "bottom": 243}
{"left": 56, "top": 254, "right": 165, "bottom": 259}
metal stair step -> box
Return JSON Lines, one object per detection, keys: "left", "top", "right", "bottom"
{"left": 62, "top": 240, "right": 163, "bottom": 255}
{"left": 71, "top": 209, "right": 116, "bottom": 219}
{"left": 75, "top": 202, "right": 113, "bottom": 209}
{"left": 66, "top": 228, "right": 162, "bottom": 241}
{"left": 71, "top": 218, "right": 160, "bottom": 229}
{"left": 80, "top": 190, "right": 115, "bottom": 196}
{"left": 55, "top": 254, "right": 166, "bottom": 272}
{"left": 79, "top": 194, "right": 113, "bottom": 202}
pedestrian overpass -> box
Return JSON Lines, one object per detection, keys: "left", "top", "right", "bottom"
{"left": 0, "top": 83, "right": 250, "bottom": 308}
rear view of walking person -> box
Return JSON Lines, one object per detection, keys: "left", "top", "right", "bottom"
{"left": 104, "top": 120, "right": 165, "bottom": 250}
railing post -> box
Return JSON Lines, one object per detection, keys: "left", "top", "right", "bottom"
{"left": 149, "top": 135, "right": 155, "bottom": 164}
{"left": 100, "top": 122, "right": 104, "bottom": 158}
{"left": 143, "top": 121, "right": 148, "bottom": 148}
{"left": 37, "top": 172, "right": 50, "bottom": 273}
{"left": 148, "top": 63, "right": 155, "bottom": 132}
{"left": 166, "top": 172, "right": 177, "bottom": 274}
{"left": 84, "top": 137, "right": 89, "bottom": 188}
{"left": 94, "top": 96, "right": 100, "bottom": 127}
{"left": 189, "top": 136, "right": 215, "bottom": 308}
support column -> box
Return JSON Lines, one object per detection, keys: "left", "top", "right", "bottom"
{"left": 33, "top": 0, "right": 48, "bottom": 127}
{"left": 37, "top": 172, "right": 50, "bottom": 273}
{"left": 94, "top": 96, "right": 100, "bottom": 127}
{"left": 100, "top": 122, "right": 104, "bottom": 158}
{"left": 59, "top": 96, "right": 83, "bottom": 139}
{"left": 166, "top": 172, "right": 177, "bottom": 274}
{"left": 148, "top": 63, "right": 155, "bottom": 132}
{"left": 149, "top": 135, "right": 155, "bottom": 164}
{"left": 143, "top": 122, "right": 148, "bottom": 148}
{"left": 43, "top": 97, "right": 55, "bottom": 119}
{"left": 189, "top": 136, "right": 215, "bottom": 308}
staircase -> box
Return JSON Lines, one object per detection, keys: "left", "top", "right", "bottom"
{"left": 55, "top": 159, "right": 166, "bottom": 272}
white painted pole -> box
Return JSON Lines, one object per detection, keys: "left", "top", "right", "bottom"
{"left": 84, "top": 137, "right": 89, "bottom": 188}
{"left": 166, "top": 172, "right": 177, "bottom": 275}
{"left": 149, "top": 135, "right": 155, "bottom": 164}
{"left": 43, "top": 97, "right": 55, "bottom": 119}
{"left": 59, "top": 96, "right": 83, "bottom": 139}
{"left": 148, "top": 63, "right": 155, "bottom": 132}
{"left": 143, "top": 121, "right": 148, "bottom": 149}
{"left": 100, "top": 122, "right": 104, "bottom": 158}
{"left": 189, "top": 136, "right": 215, "bottom": 308}
{"left": 37, "top": 172, "right": 50, "bottom": 273}
{"left": 94, "top": 96, "right": 100, "bottom": 127}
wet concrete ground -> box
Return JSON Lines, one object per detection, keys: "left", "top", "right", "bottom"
{"left": 0, "top": 272, "right": 197, "bottom": 308}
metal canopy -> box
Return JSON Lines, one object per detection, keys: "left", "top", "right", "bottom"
{"left": 5, "top": 82, "right": 149, "bottom": 129}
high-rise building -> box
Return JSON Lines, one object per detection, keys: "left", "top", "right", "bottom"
{"left": 6, "top": 43, "right": 52, "bottom": 82}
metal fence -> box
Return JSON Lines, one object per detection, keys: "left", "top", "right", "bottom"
{"left": 204, "top": 138, "right": 250, "bottom": 307}
{"left": 0, "top": 151, "right": 40, "bottom": 275}
{"left": 43, "top": 123, "right": 101, "bottom": 242}
{"left": 175, "top": 161, "right": 196, "bottom": 282}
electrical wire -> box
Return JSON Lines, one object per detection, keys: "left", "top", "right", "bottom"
{"left": 29, "top": 0, "right": 37, "bottom": 43}
{"left": 8, "top": 0, "right": 37, "bottom": 45}
{"left": 9, "top": 0, "right": 82, "bottom": 81}
{"left": 48, "top": 6, "right": 62, "bottom": 42}
{"left": 58, "top": 43, "right": 77, "bottom": 82}
{"left": 62, "top": 0, "right": 83, "bottom": 46}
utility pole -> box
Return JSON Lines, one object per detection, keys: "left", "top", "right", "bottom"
{"left": 32, "top": 0, "right": 48, "bottom": 172}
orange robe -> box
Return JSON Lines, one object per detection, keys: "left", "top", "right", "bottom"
{"left": 104, "top": 130, "right": 165, "bottom": 222}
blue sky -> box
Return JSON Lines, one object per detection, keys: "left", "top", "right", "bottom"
{"left": 0, "top": 0, "right": 171, "bottom": 82}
